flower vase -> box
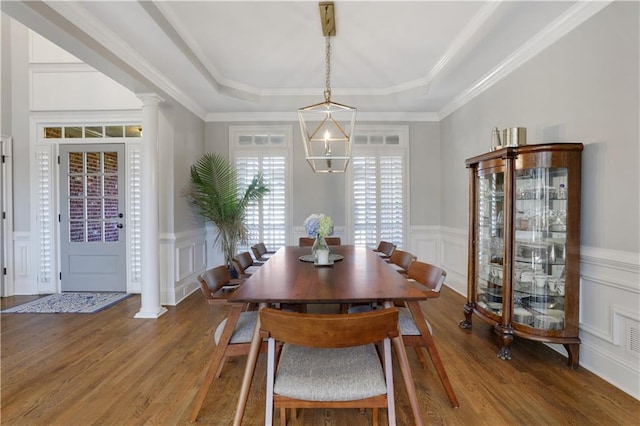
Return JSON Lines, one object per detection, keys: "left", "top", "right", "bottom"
{"left": 312, "top": 235, "right": 329, "bottom": 260}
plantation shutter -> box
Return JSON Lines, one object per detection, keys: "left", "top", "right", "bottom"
{"left": 379, "top": 156, "right": 404, "bottom": 245}
{"left": 350, "top": 127, "right": 407, "bottom": 249}
{"left": 236, "top": 155, "right": 287, "bottom": 251}
{"left": 353, "top": 156, "right": 377, "bottom": 246}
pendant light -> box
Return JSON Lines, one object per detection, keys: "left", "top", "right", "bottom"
{"left": 298, "top": 2, "right": 356, "bottom": 173}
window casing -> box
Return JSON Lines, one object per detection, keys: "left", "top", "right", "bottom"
{"left": 347, "top": 126, "right": 409, "bottom": 249}
{"left": 230, "top": 126, "right": 292, "bottom": 253}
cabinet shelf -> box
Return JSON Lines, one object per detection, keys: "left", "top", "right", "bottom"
{"left": 460, "top": 143, "right": 582, "bottom": 367}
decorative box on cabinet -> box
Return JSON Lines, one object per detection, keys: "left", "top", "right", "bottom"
{"left": 460, "top": 143, "right": 583, "bottom": 368}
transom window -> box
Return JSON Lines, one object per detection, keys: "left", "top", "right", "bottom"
{"left": 43, "top": 125, "right": 142, "bottom": 139}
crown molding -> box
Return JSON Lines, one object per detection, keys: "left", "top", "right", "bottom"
{"left": 438, "top": 0, "right": 613, "bottom": 120}
{"left": 41, "top": 1, "right": 207, "bottom": 120}
{"left": 205, "top": 111, "right": 438, "bottom": 123}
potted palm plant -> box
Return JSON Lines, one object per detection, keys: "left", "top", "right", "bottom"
{"left": 185, "top": 153, "right": 268, "bottom": 274}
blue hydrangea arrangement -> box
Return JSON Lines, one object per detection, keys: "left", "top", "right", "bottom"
{"left": 304, "top": 213, "right": 334, "bottom": 237}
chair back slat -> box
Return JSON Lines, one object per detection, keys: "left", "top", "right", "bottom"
{"left": 260, "top": 308, "right": 398, "bottom": 348}
{"left": 389, "top": 249, "right": 415, "bottom": 271}
{"left": 376, "top": 241, "right": 396, "bottom": 256}
{"left": 251, "top": 245, "right": 262, "bottom": 261}
{"left": 407, "top": 261, "right": 446, "bottom": 293}
{"left": 197, "top": 265, "right": 231, "bottom": 300}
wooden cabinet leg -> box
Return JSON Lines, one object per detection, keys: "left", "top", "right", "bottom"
{"left": 495, "top": 324, "right": 514, "bottom": 361}
{"left": 459, "top": 303, "right": 474, "bottom": 329}
{"left": 564, "top": 343, "right": 580, "bottom": 369}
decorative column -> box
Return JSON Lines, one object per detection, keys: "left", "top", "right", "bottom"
{"left": 135, "top": 93, "right": 168, "bottom": 319}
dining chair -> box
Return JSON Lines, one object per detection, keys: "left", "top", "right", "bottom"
{"left": 190, "top": 265, "right": 268, "bottom": 422}
{"left": 251, "top": 242, "right": 275, "bottom": 261}
{"left": 299, "top": 236, "right": 341, "bottom": 247}
{"left": 324, "top": 237, "right": 341, "bottom": 245}
{"left": 387, "top": 249, "right": 416, "bottom": 276}
{"left": 397, "top": 261, "right": 459, "bottom": 407}
{"left": 373, "top": 241, "right": 396, "bottom": 259}
{"left": 346, "top": 260, "right": 460, "bottom": 408}
{"left": 298, "top": 237, "right": 314, "bottom": 247}
{"left": 232, "top": 251, "right": 263, "bottom": 278}
{"left": 260, "top": 307, "right": 399, "bottom": 426}
{"left": 397, "top": 260, "right": 447, "bottom": 369}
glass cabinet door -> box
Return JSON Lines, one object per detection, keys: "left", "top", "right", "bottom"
{"left": 513, "top": 167, "right": 568, "bottom": 331}
{"left": 475, "top": 171, "right": 504, "bottom": 317}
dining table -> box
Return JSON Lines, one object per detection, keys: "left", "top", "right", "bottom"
{"left": 190, "top": 245, "right": 457, "bottom": 425}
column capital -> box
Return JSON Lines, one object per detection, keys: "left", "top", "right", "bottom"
{"left": 136, "top": 92, "right": 165, "bottom": 106}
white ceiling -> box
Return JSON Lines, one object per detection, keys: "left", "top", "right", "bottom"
{"left": 3, "top": 1, "right": 611, "bottom": 121}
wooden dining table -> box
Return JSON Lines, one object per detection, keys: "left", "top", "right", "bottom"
{"left": 190, "top": 245, "right": 457, "bottom": 425}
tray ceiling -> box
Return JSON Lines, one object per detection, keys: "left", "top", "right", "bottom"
{"left": 2, "top": 1, "right": 610, "bottom": 120}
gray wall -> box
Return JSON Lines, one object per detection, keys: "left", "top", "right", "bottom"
{"left": 440, "top": 1, "right": 639, "bottom": 252}
{"left": 170, "top": 103, "right": 205, "bottom": 234}
{"left": 205, "top": 120, "right": 441, "bottom": 232}
{"left": 1, "top": 15, "right": 12, "bottom": 135}
{"left": 5, "top": 18, "right": 30, "bottom": 232}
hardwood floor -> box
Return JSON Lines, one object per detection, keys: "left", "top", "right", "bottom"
{"left": 1, "top": 287, "right": 638, "bottom": 425}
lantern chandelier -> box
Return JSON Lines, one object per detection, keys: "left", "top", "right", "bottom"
{"left": 298, "top": 2, "right": 356, "bottom": 173}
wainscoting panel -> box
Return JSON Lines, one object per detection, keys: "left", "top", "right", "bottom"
{"left": 576, "top": 246, "right": 640, "bottom": 399}
{"left": 12, "top": 232, "right": 35, "bottom": 295}
{"left": 407, "top": 226, "right": 439, "bottom": 266}
{"left": 162, "top": 229, "right": 206, "bottom": 306}
{"left": 437, "top": 227, "right": 468, "bottom": 295}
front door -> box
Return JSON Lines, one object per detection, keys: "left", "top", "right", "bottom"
{"left": 60, "top": 144, "right": 126, "bottom": 291}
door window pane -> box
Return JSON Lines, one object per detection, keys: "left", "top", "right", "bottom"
{"left": 87, "top": 221, "right": 102, "bottom": 242}
{"left": 69, "top": 176, "right": 84, "bottom": 197}
{"left": 104, "top": 198, "right": 118, "bottom": 219}
{"left": 69, "top": 152, "right": 84, "bottom": 173}
{"left": 86, "top": 152, "right": 101, "bottom": 173}
{"left": 86, "top": 175, "right": 101, "bottom": 197}
{"left": 87, "top": 199, "right": 102, "bottom": 220}
{"left": 69, "top": 199, "right": 84, "bottom": 220}
{"left": 70, "top": 221, "right": 85, "bottom": 242}
{"left": 104, "top": 221, "right": 119, "bottom": 242}
{"left": 104, "top": 175, "right": 118, "bottom": 196}
{"left": 104, "top": 152, "right": 118, "bottom": 173}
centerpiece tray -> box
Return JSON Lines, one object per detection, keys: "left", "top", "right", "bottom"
{"left": 299, "top": 254, "right": 344, "bottom": 263}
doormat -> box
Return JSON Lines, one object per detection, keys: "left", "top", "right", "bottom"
{"left": 1, "top": 292, "right": 132, "bottom": 314}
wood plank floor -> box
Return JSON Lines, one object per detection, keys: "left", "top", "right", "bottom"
{"left": 2, "top": 287, "right": 638, "bottom": 425}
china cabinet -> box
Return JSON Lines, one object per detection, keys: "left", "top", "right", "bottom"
{"left": 460, "top": 143, "right": 583, "bottom": 367}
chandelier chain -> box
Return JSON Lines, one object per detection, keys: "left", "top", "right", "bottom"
{"left": 324, "top": 35, "right": 331, "bottom": 102}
